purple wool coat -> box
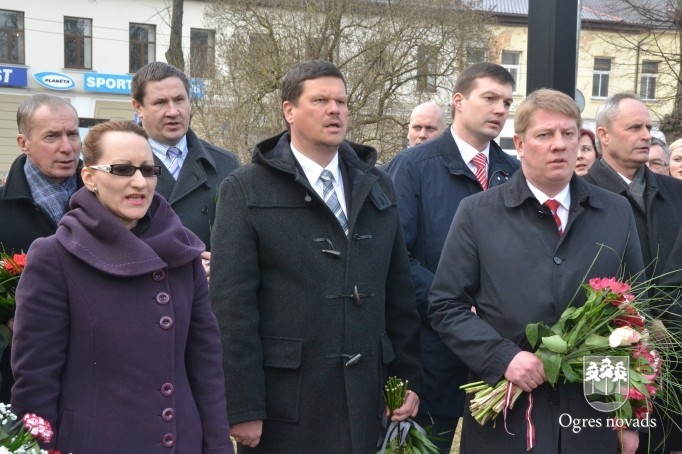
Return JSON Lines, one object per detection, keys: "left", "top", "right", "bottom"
{"left": 11, "top": 187, "right": 233, "bottom": 454}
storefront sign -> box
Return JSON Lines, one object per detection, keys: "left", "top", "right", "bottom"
{"left": 33, "top": 72, "right": 76, "bottom": 90}
{"left": 84, "top": 73, "right": 132, "bottom": 94}
{"left": 0, "top": 66, "right": 28, "bottom": 87}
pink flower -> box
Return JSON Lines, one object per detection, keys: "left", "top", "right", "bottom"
{"left": 635, "top": 404, "right": 651, "bottom": 420}
{"left": 614, "top": 315, "right": 646, "bottom": 328}
{"left": 589, "top": 277, "right": 630, "bottom": 294}
{"left": 628, "top": 387, "right": 646, "bottom": 401}
{"left": 22, "top": 413, "right": 53, "bottom": 444}
{"left": 645, "top": 384, "right": 657, "bottom": 396}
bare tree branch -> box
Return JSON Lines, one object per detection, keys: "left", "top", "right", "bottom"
{"left": 192, "top": 0, "right": 494, "bottom": 163}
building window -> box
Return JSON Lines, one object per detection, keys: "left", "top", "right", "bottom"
{"left": 190, "top": 28, "right": 215, "bottom": 79}
{"left": 640, "top": 61, "right": 658, "bottom": 100}
{"left": 64, "top": 17, "right": 92, "bottom": 69}
{"left": 417, "top": 45, "right": 437, "bottom": 93}
{"left": 592, "top": 58, "right": 611, "bottom": 98}
{"left": 501, "top": 51, "right": 520, "bottom": 92}
{"left": 0, "top": 9, "right": 24, "bottom": 64}
{"left": 129, "top": 23, "right": 155, "bottom": 73}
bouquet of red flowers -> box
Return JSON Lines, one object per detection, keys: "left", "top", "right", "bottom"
{"left": 461, "top": 276, "right": 680, "bottom": 447}
{"left": 0, "top": 252, "right": 26, "bottom": 324}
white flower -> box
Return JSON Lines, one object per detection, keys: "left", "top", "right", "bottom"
{"left": 609, "top": 326, "right": 642, "bottom": 348}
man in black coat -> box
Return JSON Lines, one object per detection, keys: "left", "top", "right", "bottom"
{"left": 132, "top": 62, "right": 239, "bottom": 273}
{"left": 584, "top": 92, "right": 682, "bottom": 453}
{"left": 429, "top": 89, "right": 643, "bottom": 453}
{"left": 0, "top": 93, "right": 83, "bottom": 402}
{"left": 584, "top": 92, "right": 682, "bottom": 281}
{"left": 211, "top": 60, "right": 422, "bottom": 453}
{"left": 384, "top": 62, "right": 519, "bottom": 452}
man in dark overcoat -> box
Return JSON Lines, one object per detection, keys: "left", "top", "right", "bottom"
{"left": 584, "top": 92, "right": 682, "bottom": 282}
{"left": 0, "top": 94, "right": 83, "bottom": 403}
{"left": 132, "top": 62, "right": 239, "bottom": 273}
{"left": 429, "top": 89, "right": 644, "bottom": 453}
{"left": 384, "top": 62, "right": 519, "bottom": 451}
{"left": 583, "top": 93, "right": 682, "bottom": 452}
{"left": 210, "top": 60, "right": 422, "bottom": 453}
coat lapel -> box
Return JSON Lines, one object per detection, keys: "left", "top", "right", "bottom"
{"left": 154, "top": 129, "right": 216, "bottom": 205}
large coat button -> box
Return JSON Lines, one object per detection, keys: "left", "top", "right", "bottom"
{"left": 156, "top": 292, "right": 170, "bottom": 305}
{"left": 553, "top": 256, "right": 563, "bottom": 265}
{"left": 162, "top": 408, "right": 175, "bottom": 421}
{"left": 161, "top": 382, "right": 174, "bottom": 396}
{"left": 162, "top": 433, "right": 175, "bottom": 448}
{"left": 159, "top": 316, "right": 173, "bottom": 329}
{"left": 152, "top": 270, "right": 166, "bottom": 281}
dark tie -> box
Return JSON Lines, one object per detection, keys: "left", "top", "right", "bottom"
{"left": 319, "top": 170, "right": 349, "bottom": 235}
{"left": 166, "top": 147, "right": 181, "bottom": 180}
{"left": 472, "top": 153, "right": 488, "bottom": 190}
{"left": 544, "top": 199, "right": 562, "bottom": 235}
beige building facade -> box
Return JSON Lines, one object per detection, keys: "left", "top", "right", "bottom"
{"left": 0, "top": 0, "right": 677, "bottom": 174}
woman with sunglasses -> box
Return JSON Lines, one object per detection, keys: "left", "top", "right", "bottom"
{"left": 10, "top": 120, "right": 233, "bottom": 453}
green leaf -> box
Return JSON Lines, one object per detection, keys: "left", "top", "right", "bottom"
{"left": 541, "top": 334, "right": 568, "bottom": 354}
{"left": 583, "top": 334, "right": 610, "bottom": 349}
{"left": 526, "top": 323, "right": 539, "bottom": 348}
{"left": 561, "top": 361, "right": 581, "bottom": 383}
{"left": 537, "top": 349, "right": 562, "bottom": 384}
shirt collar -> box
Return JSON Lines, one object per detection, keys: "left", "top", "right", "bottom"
{"left": 149, "top": 136, "right": 188, "bottom": 161}
{"left": 526, "top": 179, "right": 571, "bottom": 210}
{"left": 290, "top": 143, "right": 341, "bottom": 186}
{"left": 450, "top": 126, "right": 490, "bottom": 164}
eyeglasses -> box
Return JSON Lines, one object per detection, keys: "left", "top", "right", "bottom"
{"left": 88, "top": 164, "right": 161, "bottom": 177}
{"left": 648, "top": 159, "right": 669, "bottom": 170}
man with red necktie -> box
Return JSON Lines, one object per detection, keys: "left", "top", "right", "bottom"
{"left": 384, "top": 62, "right": 519, "bottom": 452}
{"left": 429, "top": 89, "right": 643, "bottom": 454}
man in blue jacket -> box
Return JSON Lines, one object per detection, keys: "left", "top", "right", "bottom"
{"left": 384, "top": 62, "right": 519, "bottom": 451}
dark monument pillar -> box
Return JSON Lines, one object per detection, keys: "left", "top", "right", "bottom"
{"left": 527, "top": 0, "right": 580, "bottom": 98}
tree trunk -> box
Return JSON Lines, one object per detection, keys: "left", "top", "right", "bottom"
{"left": 165, "top": 0, "right": 185, "bottom": 71}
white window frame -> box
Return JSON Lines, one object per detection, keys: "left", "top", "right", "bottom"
{"left": 640, "top": 61, "right": 658, "bottom": 101}
{"left": 501, "top": 51, "right": 521, "bottom": 93}
{"left": 592, "top": 58, "right": 611, "bottom": 99}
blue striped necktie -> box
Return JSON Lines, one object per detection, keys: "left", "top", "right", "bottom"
{"left": 166, "top": 147, "right": 181, "bottom": 180}
{"left": 319, "top": 170, "right": 349, "bottom": 235}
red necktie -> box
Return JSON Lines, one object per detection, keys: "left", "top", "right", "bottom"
{"left": 472, "top": 153, "right": 488, "bottom": 190}
{"left": 543, "top": 199, "right": 562, "bottom": 235}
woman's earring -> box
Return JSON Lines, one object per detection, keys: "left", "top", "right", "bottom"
{"left": 93, "top": 187, "right": 98, "bottom": 192}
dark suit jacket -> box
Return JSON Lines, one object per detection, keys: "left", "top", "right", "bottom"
{"left": 384, "top": 129, "right": 519, "bottom": 418}
{"left": 584, "top": 159, "right": 682, "bottom": 279}
{"left": 154, "top": 128, "right": 239, "bottom": 248}
{"left": 429, "top": 172, "right": 643, "bottom": 453}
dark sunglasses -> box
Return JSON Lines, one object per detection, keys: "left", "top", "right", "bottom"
{"left": 88, "top": 164, "right": 161, "bottom": 177}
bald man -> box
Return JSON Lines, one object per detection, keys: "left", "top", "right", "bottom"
{"left": 407, "top": 102, "right": 447, "bottom": 146}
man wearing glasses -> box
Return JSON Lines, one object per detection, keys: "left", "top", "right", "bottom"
{"left": 646, "top": 137, "right": 670, "bottom": 175}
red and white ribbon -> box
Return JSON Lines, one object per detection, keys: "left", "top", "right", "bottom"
{"left": 501, "top": 382, "right": 536, "bottom": 451}
{"left": 526, "top": 392, "right": 535, "bottom": 451}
